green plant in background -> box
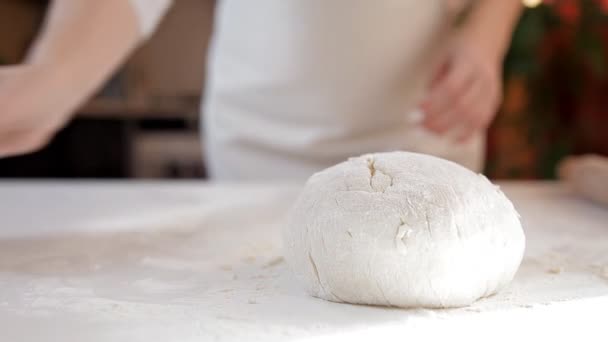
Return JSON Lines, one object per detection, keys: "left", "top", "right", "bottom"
{"left": 488, "top": 0, "right": 608, "bottom": 179}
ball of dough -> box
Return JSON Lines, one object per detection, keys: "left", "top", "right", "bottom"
{"left": 283, "top": 152, "right": 525, "bottom": 308}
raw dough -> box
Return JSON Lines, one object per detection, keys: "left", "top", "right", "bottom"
{"left": 283, "top": 151, "right": 525, "bottom": 308}
{"left": 558, "top": 154, "right": 608, "bottom": 207}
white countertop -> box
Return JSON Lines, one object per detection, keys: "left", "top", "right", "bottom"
{"left": 1, "top": 181, "right": 607, "bottom": 341}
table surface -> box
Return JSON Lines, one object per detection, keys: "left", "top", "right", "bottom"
{"left": 1, "top": 181, "right": 607, "bottom": 341}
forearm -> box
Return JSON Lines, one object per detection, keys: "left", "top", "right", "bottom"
{"left": 0, "top": 0, "right": 172, "bottom": 157}
{"left": 460, "top": 0, "right": 523, "bottom": 62}
{"left": 25, "top": 0, "right": 143, "bottom": 101}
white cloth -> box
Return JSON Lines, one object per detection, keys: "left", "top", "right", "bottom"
{"left": 204, "top": 0, "right": 484, "bottom": 182}
{"left": 128, "top": 0, "right": 484, "bottom": 181}
{"left": 127, "top": 0, "right": 173, "bottom": 38}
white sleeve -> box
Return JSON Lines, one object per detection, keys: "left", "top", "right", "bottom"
{"left": 128, "top": 0, "right": 173, "bottom": 39}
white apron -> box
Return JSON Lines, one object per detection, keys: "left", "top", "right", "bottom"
{"left": 203, "top": 0, "right": 484, "bottom": 181}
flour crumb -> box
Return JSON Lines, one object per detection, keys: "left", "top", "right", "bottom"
{"left": 242, "top": 256, "right": 257, "bottom": 264}
{"left": 547, "top": 266, "right": 564, "bottom": 274}
{"left": 220, "top": 264, "right": 233, "bottom": 271}
{"left": 263, "top": 256, "right": 284, "bottom": 268}
{"left": 248, "top": 298, "right": 257, "bottom": 304}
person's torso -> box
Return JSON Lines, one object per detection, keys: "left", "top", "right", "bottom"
{"left": 203, "top": 0, "right": 483, "bottom": 181}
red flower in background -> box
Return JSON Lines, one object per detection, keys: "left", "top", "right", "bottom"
{"left": 491, "top": 0, "right": 608, "bottom": 179}
{"left": 543, "top": 0, "right": 608, "bottom": 22}
{"left": 599, "top": 0, "right": 608, "bottom": 12}
{"left": 555, "top": 0, "right": 581, "bottom": 24}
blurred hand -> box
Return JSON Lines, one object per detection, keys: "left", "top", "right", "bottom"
{"left": 0, "top": 64, "right": 76, "bottom": 157}
{"left": 420, "top": 31, "right": 503, "bottom": 143}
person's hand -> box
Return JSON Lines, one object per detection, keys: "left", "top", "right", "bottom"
{"left": 0, "top": 63, "right": 78, "bottom": 157}
{"left": 558, "top": 154, "right": 608, "bottom": 207}
{"left": 420, "top": 30, "right": 503, "bottom": 143}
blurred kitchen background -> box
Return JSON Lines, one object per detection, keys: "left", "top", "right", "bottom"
{"left": 0, "top": 0, "right": 607, "bottom": 179}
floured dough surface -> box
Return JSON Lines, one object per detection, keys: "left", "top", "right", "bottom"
{"left": 283, "top": 151, "right": 525, "bottom": 308}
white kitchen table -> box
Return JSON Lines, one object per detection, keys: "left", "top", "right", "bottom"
{"left": 0, "top": 181, "right": 607, "bottom": 341}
